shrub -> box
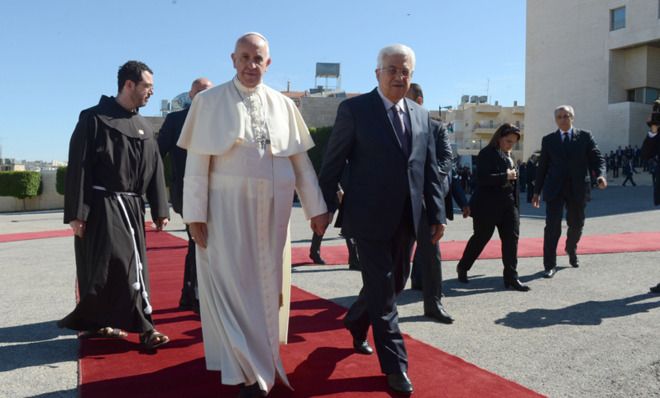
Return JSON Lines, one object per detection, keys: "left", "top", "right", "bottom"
{"left": 0, "top": 171, "right": 42, "bottom": 199}
{"left": 56, "top": 166, "right": 67, "bottom": 195}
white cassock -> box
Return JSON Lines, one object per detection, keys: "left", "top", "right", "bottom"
{"left": 177, "top": 77, "right": 327, "bottom": 392}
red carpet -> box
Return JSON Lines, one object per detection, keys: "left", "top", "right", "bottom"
{"left": 78, "top": 230, "right": 543, "bottom": 397}
{"left": 0, "top": 229, "right": 72, "bottom": 243}
{"left": 292, "top": 232, "right": 660, "bottom": 265}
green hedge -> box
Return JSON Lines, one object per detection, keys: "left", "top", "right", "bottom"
{"left": 56, "top": 166, "right": 66, "bottom": 195}
{"left": 0, "top": 171, "right": 42, "bottom": 199}
{"left": 308, "top": 126, "right": 333, "bottom": 174}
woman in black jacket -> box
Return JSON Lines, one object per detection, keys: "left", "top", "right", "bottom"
{"left": 456, "top": 123, "right": 530, "bottom": 291}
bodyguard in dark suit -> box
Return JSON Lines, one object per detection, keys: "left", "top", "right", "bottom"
{"left": 456, "top": 124, "right": 530, "bottom": 291}
{"left": 532, "top": 105, "right": 607, "bottom": 278}
{"left": 640, "top": 101, "right": 660, "bottom": 293}
{"left": 318, "top": 44, "right": 446, "bottom": 395}
{"left": 158, "top": 77, "right": 213, "bottom": 310}
{"left": 406, "top": 83, "right": 454, "bottom": 323}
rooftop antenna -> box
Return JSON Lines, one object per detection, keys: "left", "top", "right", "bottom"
{"left": 486, "top": 78, "right": 490, "bottom": 104}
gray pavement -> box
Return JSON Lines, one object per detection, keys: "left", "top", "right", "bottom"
{"left": 1, "top": 180, "right": 659, "bottom": 397}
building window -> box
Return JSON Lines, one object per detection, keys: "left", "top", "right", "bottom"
{"left": 626, "top": 87, "right": 660, "bottom": 104}
{"left": 610, "top": 6, "right": 625, "bottom": 30}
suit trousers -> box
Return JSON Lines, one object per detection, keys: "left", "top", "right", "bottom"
{"left": 543, "top": 194, "right": 586, "bottom": 269}
{"left": 310, "top": 232, "right": 323, "bottom": 255}
{"left": 410, "top": 208, "right": 443, "bottom": 308}
{"left": 344, "top": 203, "right": 414, "bottom": 375}
{"left": 181, "top": 225, "right": 198, "bottom": 302}
{"left": 456, "top": 207, "right": 520, "bottom": 281}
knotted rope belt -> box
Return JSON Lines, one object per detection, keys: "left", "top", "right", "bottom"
{"left": 92, "top": 185, "right": 153, "bottom": 315}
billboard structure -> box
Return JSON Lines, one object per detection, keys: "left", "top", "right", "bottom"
{"left": 315, "top": 62, "right": 341, "bottom": 91}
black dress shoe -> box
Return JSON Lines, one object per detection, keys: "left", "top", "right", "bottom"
{"left": 566, "top": 250, "right": 579, "bottom": 267}
{"left": 504, "top": 278, "right": 531, "bottom": 292}
{"left": 309, "top": 252, "right": 326, "bottom": 265}
{"left": 238, "top": 383, "right": 266, "bottom": 398}
{"left": 387, "top": 372, "right": 413, "bottom": 394}
{"left": 352, "top": 339, "right": 373, "bottom": 355}
{"left": 457, "top": 267, "right": 469, "bottom": 284}
{"left": 650, "top": 284, "right": 660, "bottom": 294}
{"left": 424, "top": 305, "right": 454, "bottom": 324}
{"left": 543, "top": 267, "right": 557, "bottom": 278}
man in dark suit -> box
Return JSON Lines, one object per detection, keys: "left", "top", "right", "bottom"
{"left": 318, "top": 44, "right": 446, "bottom": 394}
{"left": 641, "top": 100, "right": 660, "bottom": 293}
{"left": 158, "top": 77, "right": 213, "bottom": 311}
{"left": 532, "top": 105, "right": 606, "bottom": 278}
{"left": 406, "top": 83, "right": 454, "bottom": 324}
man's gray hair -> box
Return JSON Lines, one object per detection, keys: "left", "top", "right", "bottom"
{"left": 554, "top": 105, "right": 575, "bottom": 118}
{"left": 377, "top": 44, "right": 416, "bottom": 71}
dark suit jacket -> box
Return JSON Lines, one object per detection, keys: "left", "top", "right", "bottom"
{"left": 157, "top": 108, "right": 190, "bottom": 214}
{"left": 432, "top": 119, "right": 453, "bottom": 198}
{"left": 319, "top": 88, "right": 445, "bottom": 241}
{"left": 641, "top": 132, "right": 660, "bottom": 205}
{"left": 534, "top": 128, "right": 605, "bottom": 203}
{"left": 445, "top": 170, "right": 468, "bottom": 221}
{"left": 469, "top": 145, "right": 518, "bottom": 223}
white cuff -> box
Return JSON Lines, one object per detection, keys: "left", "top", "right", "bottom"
{"left": 182, "top": 176, "right": 208, "bottom": 223}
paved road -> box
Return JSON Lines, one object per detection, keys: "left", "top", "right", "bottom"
{"left": 1, "top": 182, "right": 659, "bottom": 397}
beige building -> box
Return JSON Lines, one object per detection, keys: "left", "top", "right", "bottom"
{"left": 442, "top": 100, "right": 526, "bottom": 160}
{"left": 526, "top": 0, "right": 660, "bottom": 160}
{"left": 282, "top": 90, "right": 360, "bottom": 128}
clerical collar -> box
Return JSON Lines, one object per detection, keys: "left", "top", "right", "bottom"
{"left": 233, "top": 75, "right": 262, "bottom": 94}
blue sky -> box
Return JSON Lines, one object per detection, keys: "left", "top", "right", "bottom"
{"left": 0, "top": 0, "right": 525, "bottom": 162}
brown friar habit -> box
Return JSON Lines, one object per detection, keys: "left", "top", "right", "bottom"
{"left": 58, "top": 95, "right": 169, "bottom": 333}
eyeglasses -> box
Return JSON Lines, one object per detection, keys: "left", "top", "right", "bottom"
{"left": 381, "top": 66, "right": 412, "bottom": 78}
{"left": 556, "top": 114, "right": 572, "bottom": 119}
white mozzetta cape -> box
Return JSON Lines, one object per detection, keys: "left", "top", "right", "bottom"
{"left": 177, "top": 77, "right": 314, "bottom": 157}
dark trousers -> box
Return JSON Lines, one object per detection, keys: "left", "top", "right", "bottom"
{"left": 410, "top": 211, "right": 443, "bottom": 309}
{"left": 621, "top": 174, "right": 636, "bottom": 186}
{"left": 181, "top": 225, "right": 197, "bottom": 303}
{"left": 310, "top": 232, "right": 359, "bottom": 266}
{"left": 310, "top": 232, "right": 323, "bottom": 255}
{"left": 344, "top": 206, "right": 414, "bottom": 374}
{"left": 456, "top": 207, "right": 520, "bottom": 281}
{"left": 526, "top": 184, "right": 535, "bottom": 203}
{"left": 543, "top": 195, "right": 585, "bottom": 269}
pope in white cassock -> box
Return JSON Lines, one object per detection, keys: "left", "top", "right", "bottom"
{"left": 177, "top": 33, "right": 330, "bottom": 398}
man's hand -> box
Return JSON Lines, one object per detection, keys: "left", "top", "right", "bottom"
{"left": 461, "top": 206, "right": 470, "bottom": 218}
{"left": 532, "top": 194, "right": 541, "bottom": 208}
{"left": 154, "top": 217, "right": 169, "bottom": 231}
{"left": 430, "top": 223, "right": 446, "bottom": 244}
{"left": 189, "top": 222, "right": 208, "bottom": 249}
{"left": 69, "top": 219, "right": 86, "bottom": 238}
{"left": 310, "top": 213, "right": 332, "bottom": 236}
{"left": 507, "top": 168, "right": 518, "bottom": 181}
{"left": 597, "top": 176, "right": 608, "bottom": 189}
